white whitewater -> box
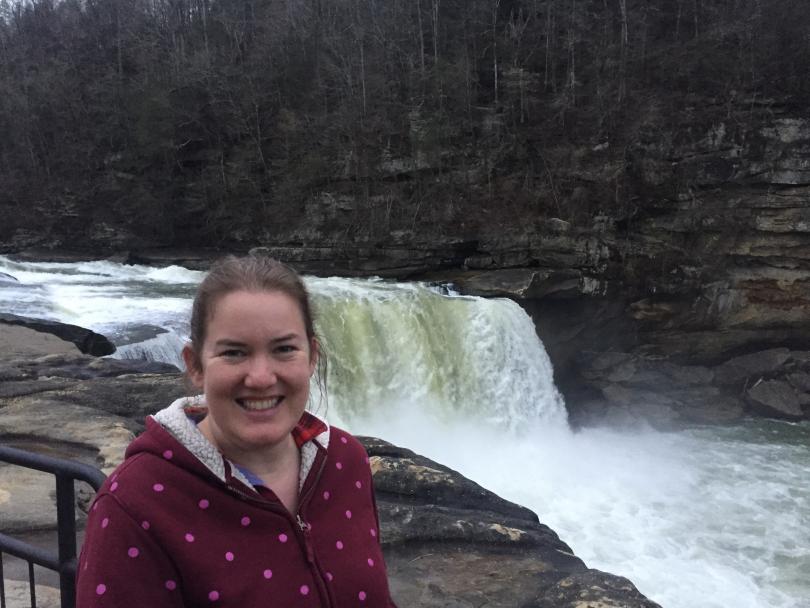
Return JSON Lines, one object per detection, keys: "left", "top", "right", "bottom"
{"left": 308, "top": 276, "right": 568, "bottom": 431}
{"left": 1, "top": 255, "right": 808, "bottom": 608}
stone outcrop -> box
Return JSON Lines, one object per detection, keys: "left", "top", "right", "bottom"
{"left": 567, "top": 348, "right": 810, "bottom": 428}
{"left": 0, "top": 326, "right": 659, "bottom": 608}
{"left": 0, "top": 314, "right": 116, "bottom": 356}
{"left": 366, "top": 437, "right": 658, "bottom": 607}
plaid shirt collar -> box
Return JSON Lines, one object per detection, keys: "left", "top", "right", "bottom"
{"left": 291, "top": 411, "right": 328, "bottom": 448}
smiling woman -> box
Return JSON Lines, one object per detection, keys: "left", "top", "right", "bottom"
{"left": 185, "top": 289, "right": 319, "bottom": 513}
{"left": 76, "top": 255, "right": 397, "bottom": 607}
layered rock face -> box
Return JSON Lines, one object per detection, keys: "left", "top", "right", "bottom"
{"left": 427, "top": 105, "right": 810, "bottom": 427}
{"left": 0, "top": 326, "right": 658, "bottom": 608}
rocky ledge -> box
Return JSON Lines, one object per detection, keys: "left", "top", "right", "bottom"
{"left": 0, "top": 325, "right": 659, "bottom": 608}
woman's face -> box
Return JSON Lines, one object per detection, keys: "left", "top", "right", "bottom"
{"left": 183, "top": 289, "right": 317, "bottom": 462}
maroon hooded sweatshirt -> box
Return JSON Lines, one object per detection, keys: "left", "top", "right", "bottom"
{"left": 76, "top": 397, "right": 396, "bottom": 607}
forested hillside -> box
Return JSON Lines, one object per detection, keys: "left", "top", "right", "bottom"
{"left": 1, "top": 0, "right": 808, "bottom": 252}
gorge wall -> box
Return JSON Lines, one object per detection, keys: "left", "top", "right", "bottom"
{"left": 1, "top": 0, "right": 809, "bottom": 426}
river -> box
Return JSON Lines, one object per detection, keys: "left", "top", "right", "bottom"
{"left": 1, "top": 255, "right": 808, "bottom": 608}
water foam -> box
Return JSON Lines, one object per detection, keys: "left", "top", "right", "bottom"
{"left": 115, "top": 331, "right": 187, "bottom": 370}
{"left": 311, "top": 277, "right": 567, "bottom": 430}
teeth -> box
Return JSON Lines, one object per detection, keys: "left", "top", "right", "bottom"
{"left": 239, "top": 397, "right": 282, "bottom": 411}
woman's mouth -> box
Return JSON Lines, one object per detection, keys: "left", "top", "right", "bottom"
{"left": 236, "top": 397, "right": 283, "bottom": 411}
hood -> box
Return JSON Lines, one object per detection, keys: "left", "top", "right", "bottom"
{"left": 126, "top": 396, "right": 331, "bottom": 492}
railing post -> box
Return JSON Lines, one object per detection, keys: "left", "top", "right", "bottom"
{"left": 0, "top": 445, "right": 106, "bottom": 608}
{"left": 55, "top": 475, "right": 77, "bottom": 608}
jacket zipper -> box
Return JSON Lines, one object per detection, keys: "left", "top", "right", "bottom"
{"left": 223, "top": 449, "right": 333, "bottom": 606}
{"left": 294, "top": 451, "right": 331, "bottom": 605}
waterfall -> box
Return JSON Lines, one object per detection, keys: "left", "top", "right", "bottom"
{"left": 309, "top": 277, "right": 567, "bottom": 431}
{"left": 115, "top": 331, "right": 187, "bottom": 371}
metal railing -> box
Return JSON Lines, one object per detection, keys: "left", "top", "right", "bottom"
{"left": 0, "top": 445, "right": 106, "bottom": 608}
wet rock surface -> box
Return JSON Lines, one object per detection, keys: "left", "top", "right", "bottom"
{"left": 571, "top": 349, "right": 810, "bottom": 428}
{"left": 0, "top": 314, "right": 116, "bottom": 356}
{"left": 0, "top": 326, "right": 659, "bottom": 608}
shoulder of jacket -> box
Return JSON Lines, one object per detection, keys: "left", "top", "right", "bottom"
{"left": 100, "top": 450, "right": 178, "bottom": 495}
{"left": 328, "top": 427, "right": 374, "bottom": 468}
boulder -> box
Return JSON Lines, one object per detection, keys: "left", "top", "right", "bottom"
{"left": 571, "top": 344, "right": 810, "bottom": 426}
{"left": 0, "top": 314, "right": 115, "bottom": 356}
{"left": 746, "top": 379, "right": 805, "bottom": 420}
{"left": 576, "top": 352, "right": 745, "bottom": 427}
{"left": 714, "top": 348, "right": 792, "bottom": 386}
{"left": 0, "top": 325, "right": 79, "bottom": 359}
{"left": 447, "top": 268, "right": 585, "bottom": 299}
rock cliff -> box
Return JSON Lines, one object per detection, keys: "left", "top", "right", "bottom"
{"left": 5, "top": 101, "right": 809, "bottom": 428}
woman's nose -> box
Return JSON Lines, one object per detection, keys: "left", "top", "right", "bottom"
{"left": 244, "top": 356, "right": 277, "bottom": 386}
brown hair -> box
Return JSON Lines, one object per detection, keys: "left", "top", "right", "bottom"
{"left": 186, "top": 254, "right": 326, "bottom": 409}
{"left": 189, "top": 255, "right": 315, "bottom": 356}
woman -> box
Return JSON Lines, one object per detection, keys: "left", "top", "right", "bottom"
{"left": 77, "top": 255, "right": 397, "bottom": 607}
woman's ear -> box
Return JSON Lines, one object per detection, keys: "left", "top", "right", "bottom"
{"left": 182, "top": 344, "right": 204, "bottom": 388}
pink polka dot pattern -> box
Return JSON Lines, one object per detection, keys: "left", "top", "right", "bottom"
{"left": 92, "top": 502, "right": 98, "bottom": 512}
{"left": 87, "top": 428, "right": 392, "bottom": 605}
{"left": 110, "top": 481, "right": 119, "bottom": 492}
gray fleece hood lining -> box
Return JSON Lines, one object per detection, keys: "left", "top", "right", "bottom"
{"left": 152, "top": 395, "right": 331, "bottom": 492}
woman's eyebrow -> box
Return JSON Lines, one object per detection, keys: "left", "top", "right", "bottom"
{"left": 271, "top": 333, "right": 300, "bottom": 343}
{"left": 213, "top": 339, "right": 247, "bottom": 348}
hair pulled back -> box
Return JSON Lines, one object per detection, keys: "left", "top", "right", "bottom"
{"left": 188, "top": 255, "right": 316, "bottom": 363}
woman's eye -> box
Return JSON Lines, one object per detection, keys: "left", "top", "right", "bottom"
{"left": 276, "top": 344, "right": 297, "bottom": 354}
{"left": 220, "top": 349, "right": 246, "bottom": 358}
